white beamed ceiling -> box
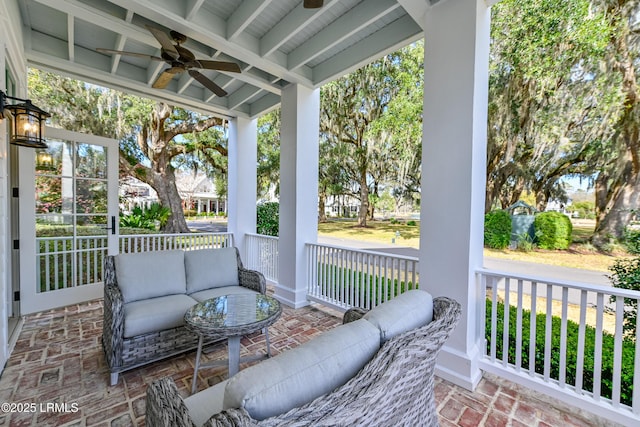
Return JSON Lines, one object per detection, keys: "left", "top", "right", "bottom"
{"left": 17, "top": 0, "right": 426, "bottom": 119}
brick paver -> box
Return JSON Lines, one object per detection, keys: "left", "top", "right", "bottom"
{"left": 0, "top": 297, "right": 623, "bottom": 426}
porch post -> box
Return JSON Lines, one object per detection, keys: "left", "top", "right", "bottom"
{"left": 276, "top": 84, "right": 320, "bottom": 308}
{"left": 419, "top": 0, "right": 490, "bottom": 390}
{"left": 227, "top": 117, "right": 257, "bottom": 255}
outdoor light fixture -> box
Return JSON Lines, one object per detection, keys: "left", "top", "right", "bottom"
{"left": 0, "top": 90, "right": 50, "bottom": 149}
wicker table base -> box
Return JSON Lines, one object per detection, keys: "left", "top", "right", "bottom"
{"left": 185, "top": 294, "right": 282, "bottom": 394}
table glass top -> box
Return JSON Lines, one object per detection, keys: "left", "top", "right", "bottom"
{"left": 185, "top": 293, "right": 281, "bottom": 330}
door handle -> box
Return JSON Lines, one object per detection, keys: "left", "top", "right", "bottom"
{"left": 102, "top": 216, "right": 116, "bottom": 235}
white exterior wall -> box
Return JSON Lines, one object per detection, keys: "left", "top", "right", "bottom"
{"left": 419, "top": 0, "right": 491, "bottom": 390}
{"left": 0, "top": 0, "right": 28, "bottom": 373}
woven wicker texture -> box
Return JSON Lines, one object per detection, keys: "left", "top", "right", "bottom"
{"left": 103, "top": 248, "right": 266, "bottom": 383}
{"left": 145, "top": 297, "right": 461, "bottom": 427}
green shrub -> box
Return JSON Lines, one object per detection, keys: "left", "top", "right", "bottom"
{"left": 623, "top": 228, "right": 640, "bottom": 255}
{"left": 120, "top": 203, "right": 171, "bottom": 230}
{"left": 484, "top": 210, "right": 512, "bottom": 249}
{"left": 487, "top": 299, "right": 635, "bottom": 406}
{"left": 407, "top": 220, "right": 417, "bottom": 226}
{"left": 257, "top": 202, "right": 279, "bottom": 236}
{"left": 534, "top": 211, "right": 572, "bottom": 249}
{"left": 609, "top": 257, "right": 640, "bottom": 336}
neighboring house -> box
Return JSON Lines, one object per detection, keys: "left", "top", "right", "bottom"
{"left": 120, "top": 172, "right": 226, "bottom": 215}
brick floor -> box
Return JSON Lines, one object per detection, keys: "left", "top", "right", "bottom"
{"left": 0, "top": 296, "right": 625, "bottom": 427}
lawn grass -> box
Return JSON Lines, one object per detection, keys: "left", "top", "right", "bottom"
{"left": 317, "top": 219, "right": 632, "bottom": 272}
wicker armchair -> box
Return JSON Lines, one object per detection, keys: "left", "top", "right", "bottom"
{"left": 146, "top": 296, "right": 461, "bottom": 427}
{"left": 103, "top": 247, "right": 266, "bottom": 386}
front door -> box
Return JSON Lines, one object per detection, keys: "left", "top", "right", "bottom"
{"left": 20, "top": 127, "right": 118, "bottom": 314}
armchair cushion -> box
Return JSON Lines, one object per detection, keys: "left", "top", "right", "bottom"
{"left": 223, "top": 318, "right": 380, "bottom": 421}
{"left": 115, "top": 250, "right": 186, "bottom": 303}
{"left": 363, "top": 289, "right": 433, "bottom": 343}
{"left": 184, "top": 380, "right": 229, "bottom": 426}
{"left": 123, "top": 294, "right": 196, "bottom": 338}
{"left": 185, "top": 247, "right": 239, "bottom": 293}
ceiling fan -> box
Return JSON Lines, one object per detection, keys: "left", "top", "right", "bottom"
{"left": 96, "top": 25, "right": 241, "bottom": 97}
{"left": 304, "top": 0, "right": 324, "bottom": 8}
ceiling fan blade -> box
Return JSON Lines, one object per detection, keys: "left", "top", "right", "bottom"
{"left": 190, "top": 60, "right": 241, "bottom": 73}
{"left": 145, "top": 25, "right": 179, "bottom": 59}
{"left": 152, "top": 67, "right": 183, "bottom": 89}
{"left": 96, "top": 48, "right": 164, "bottom": 61}
{"left": 304, "top": 0, "right": 323, "bottom": 8}
{"left": 188, "top": 70, "right": 227, "bottom": 97}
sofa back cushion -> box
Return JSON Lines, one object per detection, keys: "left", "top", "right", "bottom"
{"left": 223, "top": 318, "right": 380, "bottom": 420}
{"left": 115, "top": 250, "right": 186, "bottom": 303}
{"left": 363, "top": 289, "right": 433, "bottom": 343}
{"left": 184, "top": 247, "right": 239, "bottom": 294}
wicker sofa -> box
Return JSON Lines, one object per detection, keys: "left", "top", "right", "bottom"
{"left": 103, "top": 246, "right": 266, "bottom": 386}
{"left": 145, "top": 291, "right": 461, "bottom": 427}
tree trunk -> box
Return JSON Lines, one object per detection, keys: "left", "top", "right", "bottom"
{"left": 593, "top": 168, "right": 640, "bottom": 246}
{"left": 357, "top": 168, "right": 369, "bottom": 227}
{"left": 149, "top": 166, "right": 190, "bottom": 233}
{"left": 318, "top": 190, "right": 327, "bottom": 222}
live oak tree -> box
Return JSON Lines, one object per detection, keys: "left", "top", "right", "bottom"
{"left": 487, "top": 0, "right": 621, "bottom": 214}
{"left": 28, "top": 69, "right": 227, "bottom": 233}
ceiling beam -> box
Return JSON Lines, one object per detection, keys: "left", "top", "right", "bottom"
{"left": 228, "top": 85, "right": 260, "bottom": 110}
{"left": 313, "top": 14, "right": 422, "bottom": 85}
{"left": 259, "top": 0, "right": 339, "bottom": 58}
{"left": 288, "top": 0, "right": 400, "bottom": 71}
{"left": 397, "top": 0, "right": 428, "bottom": 30}
{"left": 67, "top": 14, "right": 74, "bottom": 62}
{"left": 185, "top": 0, "right": 206, "bottom": 22}
{"left": 227, "top": 0, "right": 272, "bottom": 41}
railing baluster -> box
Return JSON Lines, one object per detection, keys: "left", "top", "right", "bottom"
{"left": 613, "top": 296, "right": 624, "bottom": 407}
{"left": 594, "top": 292, "right": 604, "bottom": 401}
{"left": 502, "top": 278, "right": 510, "bottom": 367}
{"left": 516, "top": 279, "right": 523, "bottom": 372}
{"left": 529, "top": 281, "right": 537, "bottom": 376}
{"left": 544, "top": 283, "right": 553, "bottom": 381}
{"left": 559, "top": 287, "right": 568, "bottom": 388}
{"left": 576, "top": 290, "right": 587, "bottom": 394}
{"left": 490, "top": 276, "right": 498, "bottom": 361}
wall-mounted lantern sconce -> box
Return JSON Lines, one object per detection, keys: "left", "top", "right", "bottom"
{"left": 0, "top": 90, "right": 50, "bottom": 149}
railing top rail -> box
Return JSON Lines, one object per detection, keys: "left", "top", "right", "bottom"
{"left": 119, "top": 232, "right": 232, "bottom": 238}
{"left": 307, "top": 242, "right": 419, "bottom": 262}
{"left": 37, "top": 235, "right": 106, "bottom": 240}
{"left": 245, "top": 233, "right": 279, "bottom": 240}
{"left": 478, "top": 267, "right": 640, "bottom": 299}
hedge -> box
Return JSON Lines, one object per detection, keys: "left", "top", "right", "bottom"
{"left": 533, "top": 211, "right": 572, "bottom": 249}
{"left": 486, "top": 299, "right": 635, "bottom": 406}
{"left": 484, "top": 210, "right": 512, "bottom": 249}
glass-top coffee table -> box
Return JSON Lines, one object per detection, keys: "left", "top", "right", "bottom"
{"left": 184, "top": 293, "right": 282, "bottom": 394}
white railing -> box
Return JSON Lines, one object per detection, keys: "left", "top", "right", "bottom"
{"left": 37, "top": 235, "right": 107, "bottom": 291}
{"left": 306, "top": 243, "right": 419, "bottom": 311}
{"left": 244, "top": 233, "right": 279, "bottom": 282}
{"left": 119, "top": 232, "right": 233, "bottom": 253}
{"left": 479, "top": 269, "right": 640, "bottom": 426}
{"left": 36, "top": 232, "right": 233, "bottom": 292}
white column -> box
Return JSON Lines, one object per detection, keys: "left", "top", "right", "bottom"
{"left": 276, "top": 84, "right": 320, "bottom": 308}
{"left": 227, "top": 117, "right": 257, "bottom": 256}
{"left": 419, "top": 0, "right": 490, "bottom": 390}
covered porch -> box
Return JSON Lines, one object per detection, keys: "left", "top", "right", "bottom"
{"left": 1, "top": 0, "right": 638, "bottom": 425}
{"left": 0, "top": 292, "right": 610, "bottom": 426}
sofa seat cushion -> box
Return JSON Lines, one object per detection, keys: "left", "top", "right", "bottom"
{"left": 184, "top": 379, "right": 228, "bottom": 426}
{"left": 185, "top": 248, "right": 239, "bottom": 294}
{"left": 189, "top": 285, "right": 257, "bottom": 302}
{"left": 223, "top": 318, "right": 380, "bottom": 421}
{"left": 363, "top": 289, "right": 433, "bottom": 344}
{"left": 123, "top": 294, "right": 197, "bottom": 338}
{"left": 115, "top": 250, "right": 187, "bottom": 303}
